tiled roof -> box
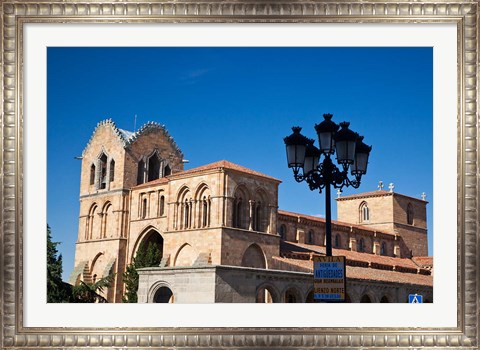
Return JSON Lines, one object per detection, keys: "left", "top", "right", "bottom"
{"left": 271, "top": 256, "right": 432, "bottom": 286}
{"left": 281, "top": 241, "right": 429, "bottom": 271}
{"left": 83, "top": 119, "right": 183, "bottom": 158}
{"left": 132, "top": 176, "right": 170, "bottom": 189}
{"left": 278, "top": 209, "right": 396, "bottom": 237}
{"left": 412, "top": 256, "right": 434, "bottom": 268}
{"left": 169, "top": 160, "right": 281, "bottom": 182}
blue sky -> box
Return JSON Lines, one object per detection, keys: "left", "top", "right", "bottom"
{"left": 47, "top": 47, "right": 433, "bottom": 280}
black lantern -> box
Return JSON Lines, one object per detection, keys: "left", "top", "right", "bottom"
{"left": 334, "top": 122, "right": 357, "bottom": 164}
{"left": 303, "top": 140, "right": 321, "bottom": 175}
{"left": 314, "top": 113, "right": 339, "bottom": 155}
{"left": 284, "top": 126, "right": 310, "bottom": 172}
{"left": 351, "top": 136, "right": 372, "bottom": 175}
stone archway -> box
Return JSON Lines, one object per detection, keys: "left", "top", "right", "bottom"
{"left": 284, "top": 286, "right": 302, "bottom": 303}
{"left": 133, "top": 228, "right": 164, "bottom": 265}
{"left": 256, "top": 284, "right": 279, "bottom": 303}
{"left": 174, "top": 243, "right": 197, "bottom": 267}
{"left": 153, "top": 286, "right": 174, "bottom": 303}
{"left": 361, "top": 294, "right": 372, "bottom": 303}
{"left": 380, "top": 295, "right": 390, "bottom": 303}
{"left": 241, "top": 244, "right": 266, "bottom": 269}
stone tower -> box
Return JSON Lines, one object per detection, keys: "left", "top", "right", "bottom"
{"left": 336, "top": 188, "right": 428, "bottom": 257}
{"left": 70, "top": 119, "right": 184, "bottom": 302}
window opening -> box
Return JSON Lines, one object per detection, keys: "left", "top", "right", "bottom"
{"left": 109, "top": 159, "right": 115, "bottom": 182}
{"left": 137, "top": 160, "right": 145, "bottom": 185}
{"left": 99, "top": 153, "right": 108, "bottom": 189}
{"left": 148, "top": 154, "right": 160, "bottom": 181}
{"left": 159, "top": 195, "right": 165, "bottom": 216}
{"left": 307, "top": 230, "right": 314, "bottom": 244}
{"left": 334, "top": 234, "right": 341, "bottom": 248}
{"left": 164, "top": 164, "right": 171, "bottom": 176}
{"left": 90, "top": 164, "right": 96, "bottom": 185}
{"left": 380, "top": 242, "right": 387, "bottom": 255}
{"left": 142, "top": 198, "right": 148, "bottom": 219}
{"left": 360, "top": 202, "right": 369, "bottom": 222}
{"left": 357, "top": 238, "right": 365, "bottom": 252}
{"left": 407, "top": 203, "right": 414, "bottom": 225}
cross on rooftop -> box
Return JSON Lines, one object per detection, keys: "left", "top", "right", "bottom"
{"left": 336, "top": 189, "right": 342, "bottom": 198}
{"left": 388, "top": 183, "right": 395, "bottom": 192}
{"left": 378, "top": 181, "right": 384, "bottom": 190}
{"left": 421, "top": 192, "right": 427, "bottom": 201}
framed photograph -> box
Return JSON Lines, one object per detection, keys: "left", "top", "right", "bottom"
{"left": 1, "top": 0, "right": 478, "bottom": 348}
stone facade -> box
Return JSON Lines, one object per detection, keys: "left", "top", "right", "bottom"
{"left": 336, "top": 190, "right": 428, "bottom": 257}
{"left": 70, "top": 119, "right": 433, "bottom": 303}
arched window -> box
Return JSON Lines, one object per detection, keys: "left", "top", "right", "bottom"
{"left": 142, "top": 198, "right": 148, "bottom": 219}
{"left": 159, "top": 195, "right": 165, "bottom": 216}
{"left": 380, "top": 241, "right": 387, "bottom": 255}
{"left": 90, "top": 164, "right": 96, "bottom": 185}
{"left": 85, "top": 203, "right": 101, "bottom": 240}
{"left": 279, "top": 224, "right": 287, "bottom": 240}
{"left": 164, "top": 164, "right": 171, "bottom": 176}
{"left": 196, "top": 185, "right": 211, "bottom": 229}
{"left": 232, "top": 186, "right": 250, "bottom": 230}
{"left": 254, "top": 201, "right": 262, "bottom": 231}
{"left": 137, "top": 159, "right": 145, "bottom": 185}
{"left": 201, "top": 196, "right": 210, "bottom": 227}
{"left": 85, "top": 204, "right": 98, "bottom": 240}
{"left": 102, "top": 203, "right": 113, "bottom": 238}
{"left": 407, "top": 203, "right": 414, "bottom": 225}
{"left": 359, "top": 201, "right": 369, "bottom": 222}
{"left": 357, "top": 238, "right": 365, "bottom": 252}
{"left": 184, "top": 199, "right": 190, "bottom": 228}
{"left": 148, "top": 154, "right": 160, "bottom": 181}
{"left": 307, "top": 230, "right": 314, "bottom": 244}
{"left": 99, "top": 153, "right": 108, "bottom": 189}
{"left": 109, "top": 159, "right": 115, "bottom": 182}
{"left": 176, "top": 187, "right": 192, "bottom": 230}
{"left": 334, "top": 234, "right": 341, "bottom": 248}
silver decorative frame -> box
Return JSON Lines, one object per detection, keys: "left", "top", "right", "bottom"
{"left": 1, "top": 0, "right": 478, "bottom": 348}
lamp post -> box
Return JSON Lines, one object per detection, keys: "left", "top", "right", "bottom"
{"left": 284, "top": 113, "right": 372, "bottom": 256}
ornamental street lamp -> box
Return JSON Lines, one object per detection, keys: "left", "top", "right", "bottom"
{"left": 284, "top": 113, "right": 372, "bottom": 256}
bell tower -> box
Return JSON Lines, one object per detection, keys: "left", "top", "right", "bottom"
{"left": 70, "top": 119, "right": 184, "bottom": 302}
{"left": 336, "top": 185, "right": 428, "bottom": 257}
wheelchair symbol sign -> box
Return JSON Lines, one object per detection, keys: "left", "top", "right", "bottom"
{"left": 408, "top": 294, "right": 423, "bottom": 303}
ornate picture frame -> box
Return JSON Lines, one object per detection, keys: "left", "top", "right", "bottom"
{"left": 1, "top": 0, "right": 478, "bottom": 348}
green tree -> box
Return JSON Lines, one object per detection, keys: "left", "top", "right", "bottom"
{"left": 72, "top": 274, "right": 115, "bottom": 303}
{"left": 47, "top": 225, "right": 73, "bottom": 302}
{"left": 122, "top": 242, "right": 161, "bottom": 303}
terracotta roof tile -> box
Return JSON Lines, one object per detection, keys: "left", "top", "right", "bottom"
{"left": 271, "top": 256, "right": 432, "bottom": 286}
{"left": 412, "top": 256, "right": 434, "bottom": 268}
{"left": 132, "top": 176, "right": 169, "bottom": 189}
{"left": 281, "top": 241, "right": 429, "bottom": 270}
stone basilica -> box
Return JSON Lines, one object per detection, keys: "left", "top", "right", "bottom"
{"left": 69, "top": 119, "right": 433, "bottom": 303}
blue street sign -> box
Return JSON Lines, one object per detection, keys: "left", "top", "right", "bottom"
{"left": 408, "top": 294, "right": 423, "bottom": 303}
{"left": 313, "top": 256, "right": 346, "bottom": 302}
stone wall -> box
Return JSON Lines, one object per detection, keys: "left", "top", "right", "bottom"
{"left": 137, "top": 266, "right": 433, "bottom": 303}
